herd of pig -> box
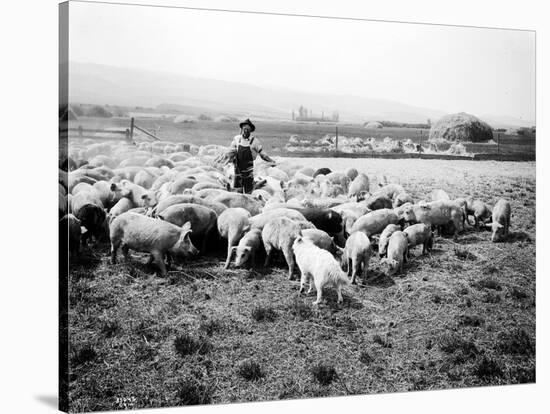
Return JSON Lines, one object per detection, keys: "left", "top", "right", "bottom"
{"left": 59, "top": 140, "right": 512, "bottom": 305}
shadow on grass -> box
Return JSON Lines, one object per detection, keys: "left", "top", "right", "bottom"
{"left": 458, "top": 233, "right": 487, "bottom": 244}
{"left": 345, "top": 293, "right": 365, "bottom": 310}
{"left": 243, "top": 267, "right": 274, "bottom": 281}
{"left": 314, "top": 289, "right": 365, "bottom": 310}
{"left": 404, "top": 252, "right": 436, "bottom": 271}
{"left": 506, "top": 232, "right": 532, "bottom": 243}
{"left": 363, "top": 269, "right": 395, "bottom": 289}
{"left": 71, "top": 249, "right": 103, "bottom": 268}
{"left": 424, "top": 247, "right": 445, "bottom": 254}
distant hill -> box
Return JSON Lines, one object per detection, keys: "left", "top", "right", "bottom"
{"left": 68, "top": 61, "right": 532, "bottom": 128}
{"left": 479, "top": 114, "right": 534, "bottom": 129}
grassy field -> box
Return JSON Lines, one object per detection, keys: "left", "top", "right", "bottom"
{"left": 69, "top": 117, "right": 536, "bottom": 156}
{"left": 67, "top": 158, "right": 535, "bottom": 412}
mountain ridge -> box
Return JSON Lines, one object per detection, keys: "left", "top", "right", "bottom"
{"left": 68, "top": 61, "right": 532, "bottom": 128}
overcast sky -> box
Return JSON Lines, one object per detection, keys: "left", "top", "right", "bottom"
{"left": 68, "top": 1, "right": 535, "bottom": 122}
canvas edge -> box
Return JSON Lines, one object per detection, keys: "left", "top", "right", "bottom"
{"left": 59, "top": 1, "right": 70, "bottom": 412}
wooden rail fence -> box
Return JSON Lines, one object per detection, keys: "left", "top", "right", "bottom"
{"left": 59, "top": 117, "right": 160, "bottom": 142}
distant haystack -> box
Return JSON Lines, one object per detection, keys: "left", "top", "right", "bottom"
{"left": 173, "top": 115, "right": 195, "bottom": 123}
{"left": 429, "top": 112, "right": 493, "bottom": 142}
{"left": 364, "top": 121, "right": 383, "bottom": 129}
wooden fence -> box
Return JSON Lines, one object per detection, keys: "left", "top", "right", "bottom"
{"left": 59, "top": 117, "right": 160, "bottom": 142}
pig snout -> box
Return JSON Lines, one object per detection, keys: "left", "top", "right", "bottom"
{"left": 179, "top": 236, "right": 199, "bottom": 257}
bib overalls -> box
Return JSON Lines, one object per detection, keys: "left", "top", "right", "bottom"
{"left": 234, "top": 137, "right": 255, "bottom": 194}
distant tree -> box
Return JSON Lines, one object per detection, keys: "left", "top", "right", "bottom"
{"left": 86, "top": 105, "right": 113, "bottom": 118}
{"left": 111, "top": 107, "right": 128, "bottom": 117}
{"left": 198, "top": 113, "right": 212, "bottom": 121}
{"left": 427, "top": 118, "right": 431, "bottom": 127}
{"left": 71, "top": 105, "right": 84, "bottom": 117}
{"left": 292, "top": 110, "right": 295, "bottom": 120}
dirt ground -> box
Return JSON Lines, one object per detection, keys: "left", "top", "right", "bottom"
{"left": 67, "top": 158, "right": 535, "bottom": 412}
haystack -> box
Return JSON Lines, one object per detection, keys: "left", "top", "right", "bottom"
{"left": 364, "top": 121, "right": 383, "bottom": 129}
{"left": 429, "top": 112, "right": 492, "bottom": 142}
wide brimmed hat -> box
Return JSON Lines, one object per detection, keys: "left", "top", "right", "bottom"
{"left": 239, "top": 118, "right": 255, "bottom": 132}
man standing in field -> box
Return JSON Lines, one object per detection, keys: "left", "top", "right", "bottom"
{"left": 229, "top": 118, "right": 276, "bottom": 194}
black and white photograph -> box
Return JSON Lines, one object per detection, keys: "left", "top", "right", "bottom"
{"left": 56, "top": 1, "right": 537, "bottom": 412}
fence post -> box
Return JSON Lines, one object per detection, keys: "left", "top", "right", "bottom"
{"left": 130, "top": 117, "right": 135, "bottom": 141}
{"left": 335, "top": 126, "right": 338, "bottom": 152}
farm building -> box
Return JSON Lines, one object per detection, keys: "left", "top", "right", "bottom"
{"left": 429, "top": 112, "right": 493, "bottom": 142}
{"left": 364, "top": 121, "right": 383, "bottom": 129}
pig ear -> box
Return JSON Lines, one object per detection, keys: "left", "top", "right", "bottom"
{"left": 80, "top": 226, "right": 88, "bottom": 235}
{"left": 181, "top": 221, "right": 192, "bottom": 233}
